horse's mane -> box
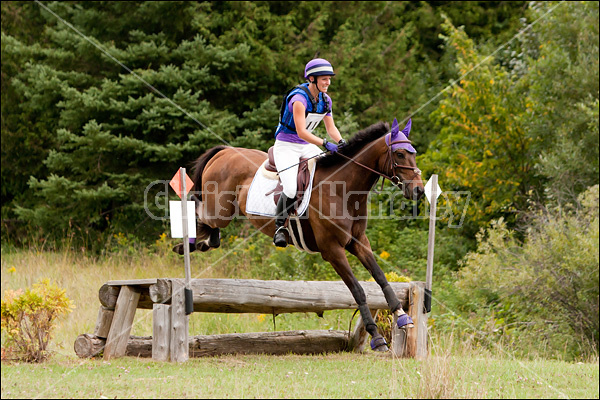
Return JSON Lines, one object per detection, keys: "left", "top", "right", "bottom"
{"left": 317, "top": 121, "right": 389, "bottom": 168}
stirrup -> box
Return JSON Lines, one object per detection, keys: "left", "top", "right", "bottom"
{"left": 273, "top": 226, "right": 289, "bottom": 247}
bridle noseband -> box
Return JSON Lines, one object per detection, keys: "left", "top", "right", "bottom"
{"left": 336, "top": 134, "right": 421, "bottom": 190}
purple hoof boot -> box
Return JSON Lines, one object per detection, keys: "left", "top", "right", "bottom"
{"left": 396, "top": 314, "right": 414, "bottom": 329}
{"left": 370, "top": 336, "right": 389, "bottom": 352}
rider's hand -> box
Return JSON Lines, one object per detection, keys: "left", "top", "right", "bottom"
{"left": 338, "top": 138, "right": 347, "bottom": 148}
{"left": 323, "top": 138, "right": 339, "bottom": 153}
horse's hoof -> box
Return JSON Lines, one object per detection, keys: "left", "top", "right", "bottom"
{"left": 370, "top": 336, "right": 389, "bottom": 352}
{"left": 374, "top": 344, "right": 389, "bottom": 352}
{"left": 396, "top": 313, "right": 414, "bottom": 329}
{"left": 171, "top": 242, "right": 196, "bottom": 255}
{"left": 172, "top": 244, "right": 184, "bottom": 255}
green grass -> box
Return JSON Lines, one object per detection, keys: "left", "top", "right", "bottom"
{"left": 2, "top": 247, "right": 599, "bottom": 398}
{"left": 1, "top": 351, "right": 598, "bottom": 398}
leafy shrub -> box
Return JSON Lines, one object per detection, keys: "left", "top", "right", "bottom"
{"left": 454, "top": 185, "right": 599, "bottom": 360}
{"left": 1, "top": 279, "right": 74, "bottom": 362}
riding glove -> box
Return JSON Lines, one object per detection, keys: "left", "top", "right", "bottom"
{"left": 338, "top": 138, "right": 347, "bottom": 148}
{"left": 323, "top": 138, "right": 339, "bottom": 153}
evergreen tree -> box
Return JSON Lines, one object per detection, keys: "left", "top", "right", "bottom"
{"left": 1, "top": 1, "right": 528, "bottom": 246}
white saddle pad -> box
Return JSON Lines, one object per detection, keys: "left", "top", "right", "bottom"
{"left": 246, "top": 159, "right": 316, "bottom": 217}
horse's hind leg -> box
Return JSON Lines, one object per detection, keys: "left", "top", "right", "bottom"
{"left": 172, "top": 194, "right": 226, "bottom": 255}
{"left": 347, "top": 234, "right": 413, "bottom": 328}
{"left": 194, "top": 224, "right": 221, "bottom": 252}
{"left": 172, "top": 223, "right": 221, "bottom": 255}
{"left": 321, "top": 247, "right": 389, "bottom": 351}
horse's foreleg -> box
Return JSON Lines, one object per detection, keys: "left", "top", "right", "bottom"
{"left": 321, "top": 247, "right": 389, "bottom": 351}
{"left": 347, "top": 235, "right": 413, "bottom": 328}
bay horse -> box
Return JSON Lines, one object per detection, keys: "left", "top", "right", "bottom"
{"left": 175, "top": 119, "right": 424, "bottom": 351}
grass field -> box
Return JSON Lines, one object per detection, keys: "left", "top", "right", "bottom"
{"left": 2, "top": 351, "right": 598, "bottom": 398}
{"left": 1, "top": 247, "right": 599, "bottom": 398}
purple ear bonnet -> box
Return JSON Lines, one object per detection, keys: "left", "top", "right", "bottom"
{"left": 385, "top": 118, "right": 416, "bottom": 153}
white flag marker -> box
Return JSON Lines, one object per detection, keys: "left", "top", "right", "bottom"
{"left": 424, "top": 177, "right": 443, "bottom": 203}
{"left": 169, "top": 200, "right": 197, "bottom": 238}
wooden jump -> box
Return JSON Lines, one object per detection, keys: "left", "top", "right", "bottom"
{"left": 75, "top": 278, "right": 428, "bottom": 362}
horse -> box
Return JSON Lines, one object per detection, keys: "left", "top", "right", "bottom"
{"left": 174, "top": 119, "right": 425, "bottom": 351}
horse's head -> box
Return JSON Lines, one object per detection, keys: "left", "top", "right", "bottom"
{"left": 385, "top": 118, "right": 425, "bottom": 200}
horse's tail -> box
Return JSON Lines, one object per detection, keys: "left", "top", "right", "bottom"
{"left": 190, "top": 145, "right": 229, "bottom": 201}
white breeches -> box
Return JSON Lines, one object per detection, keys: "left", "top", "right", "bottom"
{"left": 273, "top": 140, "right": 322, "bottom": 198}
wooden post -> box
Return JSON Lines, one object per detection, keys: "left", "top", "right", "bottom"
{"left": 392, "top": 282, "right": 428, "bottom": 359}
{"left": 169, "top": 279, "right": 189, "bottom": 362}
{"left": 104, "top": 285, "right": 141, "bottom": 360}
{"left": 180, "top": 167, "right": 194, "bottom": 316}
{"left": 391, "top": 316, "right": 408, "bottom": 357}
{"left": 406, "top": 282, "right": 428, "bottom": 359}
{"left": 425, "top": 174, "right": 439, "bottom": 313}
{"left": 152, "top": 304, "right": 171, "bottom": 361}
{"left": 408, "top": 282, "right": 428, "bottom": 359}
{"left": 93, "top": 306, "right": 114, "bottom": 339}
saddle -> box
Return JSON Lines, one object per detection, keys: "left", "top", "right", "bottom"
{"left": 263, "top": 146, "right": 314, "bottom": 209}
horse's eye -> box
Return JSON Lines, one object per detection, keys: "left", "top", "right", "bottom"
{"left": 396, "top": 152, "right": 406, "bottom": 159}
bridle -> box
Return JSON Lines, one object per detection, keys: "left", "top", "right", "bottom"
{"left": 336, "top": 133, "right": 421, "bottom": 190}
{"left": 386, "top": 138, "right": 422, "bottom": 186}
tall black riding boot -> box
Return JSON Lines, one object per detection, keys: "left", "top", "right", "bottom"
{"left": 273, "top": 193, "right": 295, "bottom": 247}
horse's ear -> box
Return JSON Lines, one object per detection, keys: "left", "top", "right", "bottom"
{"left": 402, "top": 118, "right": 412, "bottom": 138}
{"left": 391, "top": 118, "right": 400, "bottom": 137}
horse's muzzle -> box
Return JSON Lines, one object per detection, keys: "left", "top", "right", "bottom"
{"left": 402, "top": 182, "right": 424, "bottom": 200}
{"left": 413, "top": 185, "right": 424, "bottom": 200}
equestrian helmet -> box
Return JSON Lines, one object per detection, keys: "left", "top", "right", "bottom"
{"left": 304, "top": 58, "right": 335, "bottom": 80}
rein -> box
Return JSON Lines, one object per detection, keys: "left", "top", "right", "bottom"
{"left": 336, "top": 137, "right": 421, "bottom": 188}
{"left": 276, "top": 151, "right": 327, "bottom": 174}
{"left": 275, "top": 135, "right": 421, "bottom": 191}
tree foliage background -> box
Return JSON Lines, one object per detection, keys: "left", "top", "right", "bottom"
{"left": 1, "top": 0, "right": 527, "bottom": 241}
{"left": 2, "top": 1, "right": 598, "bottom": 359}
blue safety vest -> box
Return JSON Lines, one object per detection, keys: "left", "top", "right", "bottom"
{"left": 275, "top": 83, "right": 331, "bottom": 137}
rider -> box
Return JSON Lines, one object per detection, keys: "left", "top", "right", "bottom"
{"left": 272, "top": 58, "right": 346, "bottom": 247}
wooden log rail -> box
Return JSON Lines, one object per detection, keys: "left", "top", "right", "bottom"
{"left": 75, "top": 330, "right": 349, "bottom": 359}
{"left": 99, "top": 279, "right": 411, "bottom": 314}
{"left": 78, "top": 278, "right": 428, "bottom": 362}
